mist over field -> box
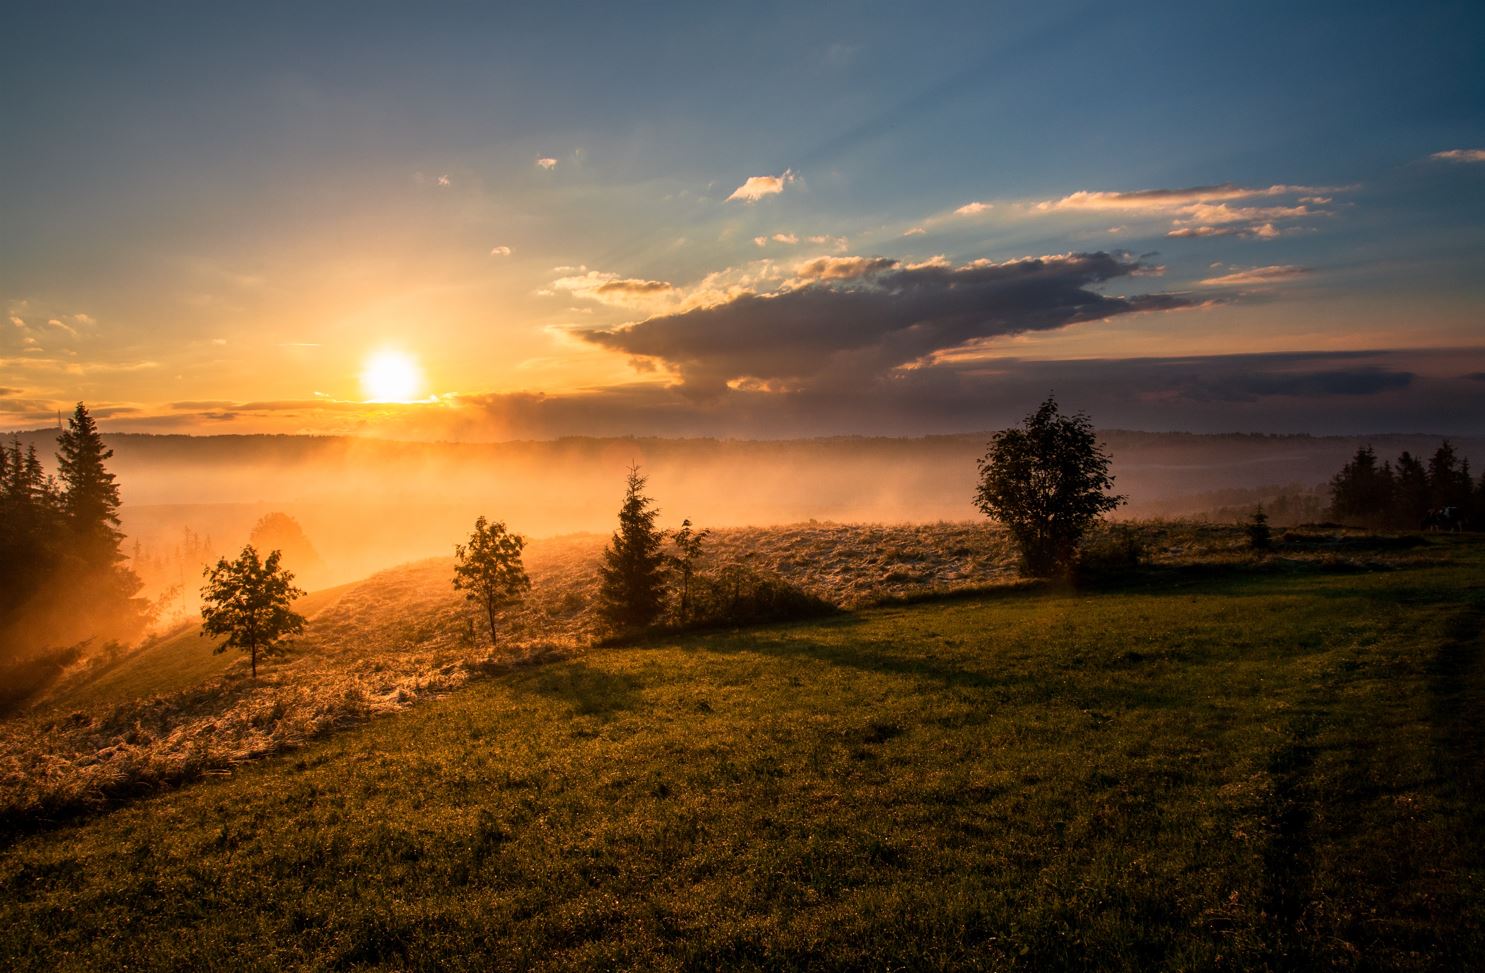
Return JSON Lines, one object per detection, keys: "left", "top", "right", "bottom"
{"left": 4, "top": 427, "right": 1476, "bottom": 594}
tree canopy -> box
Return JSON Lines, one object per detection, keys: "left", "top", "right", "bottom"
{"left": 452, "top": 516, "right": 531, "bottom": 647}
{"left": 0, "top": 405, "right": 145, "bottom": 660}
{"left": 974, "top": 396, "right": 1124, "bottom": 576}
{"left": 200, "top": 545, "right": 306, "bottom": 678}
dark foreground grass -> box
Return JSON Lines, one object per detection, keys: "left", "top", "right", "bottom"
{"left": 2, "top": 542, "right": 1483, "bottom": 970}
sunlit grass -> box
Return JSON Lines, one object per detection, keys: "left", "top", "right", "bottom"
{"left": 2, "top": 534, "right": 1482, "bottom": 969}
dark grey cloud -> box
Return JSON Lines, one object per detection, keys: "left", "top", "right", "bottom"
{"left": 581, "top": 252, "right": 1192, "bottom": 394}
{"left": 415, "top": 350, "right": 1476, "bottom": 440}
{"left": 1148, "top": 363, "right": 1413, "bottom": 402}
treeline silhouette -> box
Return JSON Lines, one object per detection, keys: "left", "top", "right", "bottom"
{"left": 1328, "top": 441, "right": 1482, "bottom": 530}
{"left": 0, "top": 404, "right": 146, "bottom": 667}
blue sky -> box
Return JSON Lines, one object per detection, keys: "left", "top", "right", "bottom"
{"left": 2, "top": 0, "right": 1482, "bottom": 436}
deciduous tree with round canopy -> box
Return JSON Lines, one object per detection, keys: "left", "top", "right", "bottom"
{"left": 452, "top": 516, "right": 531, "bottom": 647}
{"left": 200, "top": 545, "right": 306, "bottom": 678}
{"left": 974, "top": 395, "right": 1124, "bottom": 577}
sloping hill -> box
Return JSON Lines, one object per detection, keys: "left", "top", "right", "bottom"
{"left": 2, "top": 541, "right": 1482, "bottom": 969}
{"left": 0, "top": 523, "right": 1018, "bottom": 824}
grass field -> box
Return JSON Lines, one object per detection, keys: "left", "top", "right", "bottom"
{"left": 2, "top": 536, "right": 1482, "bottom": 969}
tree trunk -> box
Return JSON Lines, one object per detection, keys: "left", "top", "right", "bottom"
{"left": 486, "top": 602, "right": 498, "bottom": 648}
{"left": 251, "top": 640, "right": 258, "bottom": 678}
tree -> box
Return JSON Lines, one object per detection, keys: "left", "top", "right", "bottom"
{"left": 200, "top": 545, "right": 306, "bottom": 678}
{"left": 1392, "top": 451, "right": 1430, "bottom": 528}
{"left": 1428, "top": 441, "right": 1473, "bottom": 512}
{"left": 1328, "top": 446, "right": 1394, "bottom": 526}
{"left": 250, "top": 512, "right": 327, "bottom": 587}
{"left": 452, "top": 516, "right": 531, "bottom": 647}
{"left": 56, "top": 402, "right": 123, "bottom": 561}
{"left": 598, "top": 465, "right": 668, "bottom": 631}
{"left": 973, "top": 395, "right": 1124, "bottom": 577}
{"left": 668, "top": 518, "right": 710, "bottom": 624}
{"left": 1246, "top": 506, "right": 1273, "bottom": 552}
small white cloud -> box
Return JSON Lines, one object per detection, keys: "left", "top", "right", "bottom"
{"left": 212, "top": 338, "right": 229, "bottom": 346}
{"left": 1107, "top": 226, "right": 1124, "bottom": 235}
{"left": 489, "top": 245, "right": 512, "bottom": 257}
{"left": 727, "top": 170, "right": 796, "bottom": 202}
{"left": 772, "top": 233, "right": 799, "bottom": 244}
{"left": 1431, "top": 148, "right": 1485, "bottom": 163}
{"left": 536, "top": 157, "right": 558, "bottom": 170}
{"left": 902, "top": 226, "right": 926, "bottom": 237}
{"left": 954, "top": 201, "right": 991, "bottom": 216}
{"left": 753, "top": 236, "right": 769, "bottom": 247}
{"left": 436, "top": 174, "right": 452, "bottom": 187}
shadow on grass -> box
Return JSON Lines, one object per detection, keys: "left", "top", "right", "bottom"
{"left": 513, "top": 661, "right": 645, "bottom": 716}
{"left": 1427, "top": 604, "right": 1485, "bottom": 856}
{"left": 671, "top": 611, "right": 1039, "bottom": 694}
{"left": 1071, "top": 556, "right": 1460, "bottom": 603}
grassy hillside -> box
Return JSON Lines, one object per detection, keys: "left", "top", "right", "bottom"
{"left": 3, "top": 538, "right": 1481, "bottom": 969}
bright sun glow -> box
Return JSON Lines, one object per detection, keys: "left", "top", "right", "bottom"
{"left": 361, "top": 350, "right": 424, "bottom": 402}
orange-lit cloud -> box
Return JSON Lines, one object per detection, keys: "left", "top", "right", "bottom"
{"left": 1035, "top": 183, "right": 1343, "bottom": 239}
{"left": 1199, "top": 265, "right": 1311, "bottom": 287}
{"left": 1431, "top": 148, "right": 1485, "bottom": 163}
{"left": 726, "top": 170, "right": 796, "bottom": 202}
{"left": 954, "top": 201, "right": 991, "bottom": 216}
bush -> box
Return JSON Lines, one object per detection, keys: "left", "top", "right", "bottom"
{"left": 685, "top": 565, "right": 837, "bottom": 628}
{"left": 1074, "top": 525, "right": 1148, "bottom": 580}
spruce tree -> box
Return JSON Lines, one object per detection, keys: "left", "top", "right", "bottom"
{"left": 597, "top": 465, "right": 667, "bottom": 632}
{"left": 56, "top": 402, "right": 123, "bottom": 561}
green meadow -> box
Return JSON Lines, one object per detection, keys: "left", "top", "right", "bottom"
{"left": 3, "top": 539, "right": 1482, "bottom": 970}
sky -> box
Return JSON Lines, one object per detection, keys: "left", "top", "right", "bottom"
{"left": 3, "top": 0, "right": 1483, "bottom": 439}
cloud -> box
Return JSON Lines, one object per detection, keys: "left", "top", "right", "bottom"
{"left": 489, "top": 245, "right": 513, "bottom": 257}
{"left": 753, "top": 232, "right": 844, "bottom": 250}
{"left": 595, "top": 278, "right": 674, "bottom": 296}
{"left": 550, "top": 271, "right": 679, "bottom": 309}
{"left": 1167, "top": 222, "right": 1281, "bottom": 239}
{"left": 1199, "top": 265, "right": 1311, "bottom": 287}
{"left": 579, "top": 251, "right": 1192, "bottom": 394}
{"left": 536, "top": 157, "right": 558, "bottom": 170}
{"left": 436, "top": 174, "right": 451, "bottom": 187}
{"left": 903, "top": 226, "right": 926, "bottom": 236}
{"left": 726, "top": 170, "right": 796, "bottom": 202}
{"left": 794, "top": 255, "right": 898, "bottom": 280}
{"left": 954, "top": 201, "right": 991, "bottom": 216}
{"left": 1036, "top": 183, "right": 1342, "bottom": 239}
{"left": 1431, "top": 149, "right": 1485, "bottom": 163}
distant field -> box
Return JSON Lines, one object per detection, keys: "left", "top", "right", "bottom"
{"left": 2, "top": 535, "right": 1481, "bottom": 969}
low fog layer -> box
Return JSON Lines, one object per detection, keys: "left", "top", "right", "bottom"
{"left": 8, "top": 429, "right": 1480, "bottom": 595}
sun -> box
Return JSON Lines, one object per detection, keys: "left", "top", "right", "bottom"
{"left": 360, "top": 350, "right": 424, "bottom": 403}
